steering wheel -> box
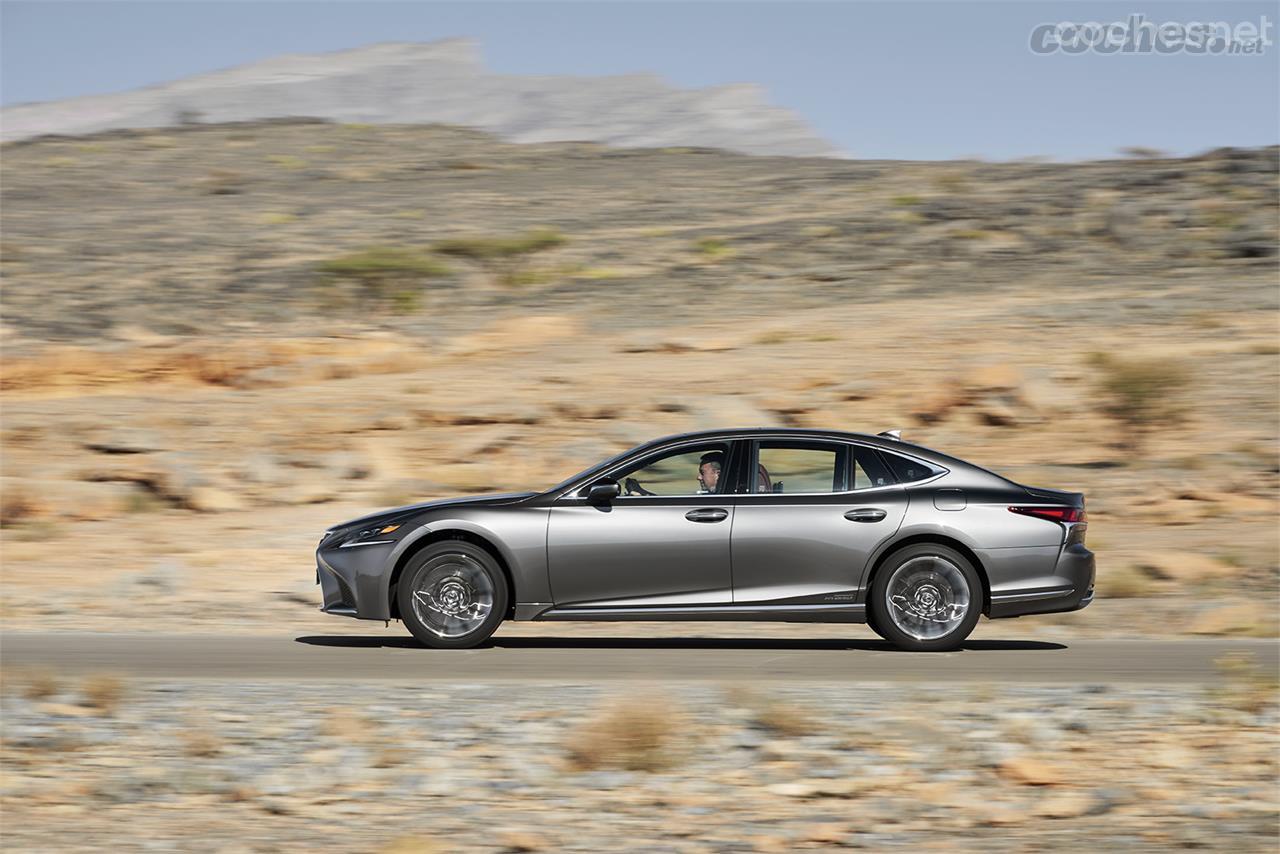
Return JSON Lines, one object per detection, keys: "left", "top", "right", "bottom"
{"left": 623, "top": 477, "right": 655, "bottom": 497}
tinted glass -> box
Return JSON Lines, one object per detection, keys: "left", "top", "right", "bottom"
{"left": 755, "top": 444, "right": 842, "bottom": 493}
{"left": 616, "top": 443, "right": 729, "bottom": 496}
{"left": 882, "top": 451, "right": 942, "bottom": 483}
{"left": 852, "top": 447, "right": 894, "bottom": 489}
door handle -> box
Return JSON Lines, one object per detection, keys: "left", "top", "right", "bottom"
{"left": 844, "top": 508, "right": 887, "bottom": 523}
{"left": 685, "top": 508, "right": 728, "bottom": 523}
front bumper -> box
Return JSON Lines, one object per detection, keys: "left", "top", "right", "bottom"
{"left": 987, "top": 543, "right": 1096, "bottom": 619}
{"left": 316, "top": 539, "right": 398, "bottom": 621}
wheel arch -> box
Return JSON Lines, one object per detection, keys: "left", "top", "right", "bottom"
{"left": 863, "top": 533, "right": 992, "bottom": 616}
{"left": 387, "top": 528, "right": 517, "bottom": 621}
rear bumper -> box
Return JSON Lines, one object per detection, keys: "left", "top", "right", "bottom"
{"left": 986, "top": 544, "right": 1096, "bottom": 619}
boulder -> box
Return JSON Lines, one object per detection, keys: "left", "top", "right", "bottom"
{"left": 83, "top": 427, "right": 166, "bottom": 455}
{"left": 185, "top": 486, "right": 246, "bottom": 513}
{"left": 996, "top": 755, "right": 1064, "bottom": 786}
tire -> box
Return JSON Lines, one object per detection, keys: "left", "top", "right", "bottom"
{"left": 397, "top": 542, "right": 508, "bottom": 649}
{"left": 869, "top": 543, "right": 981, "bottom": 652}
{"left": 865, "top": 608, "right": 889, "bottom": 642}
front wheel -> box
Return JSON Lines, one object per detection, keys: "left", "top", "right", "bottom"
{"left": 869, "top": 544, "right": 981, "bottom": 652}
{"left": 397, "top": 542, "right": 508, "bottom": 649}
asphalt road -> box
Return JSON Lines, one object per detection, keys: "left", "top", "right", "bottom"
{"left": 2, "top": 633, "right": 1276, "bottom": 683}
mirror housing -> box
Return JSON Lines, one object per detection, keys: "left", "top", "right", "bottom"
{"left": 586, "top": 481, "right": 621, "bottom": 504}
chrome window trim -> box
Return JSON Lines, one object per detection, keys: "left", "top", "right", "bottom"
{"left": 733, "top": 483, "right": 905, "bottom": 499}
{"left": 747, "top": 437, "right": 947, "bottom": 497}
{"left": 551, "top": 432, "right": 950, "bottom": 501}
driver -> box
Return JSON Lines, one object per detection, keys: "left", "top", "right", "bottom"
{"left": 697, "top": 451, "right": 724, "bottom": 494}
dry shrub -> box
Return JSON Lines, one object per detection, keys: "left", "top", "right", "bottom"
{"left": 196, "top": 169, "right": 246, "bottom": 195}
{"left": 726, "top": 685, "right": 822, "bottom": 736}
{"left": 80, "top": 674, "right": 126, "bottom": 715}
{"left": 372, "top": 746, "right": 406, "bottom": 768}
{"left": 1213, "top": 653, "right": 1280, "bottom": 714}
{"left": 181, "top": 728, "right": 223, "bottom": 758}
{"left": 0, "top": 487, "right": 42, "bottom": 526}
{"left": 320, "top": 707, "right": 372, "bottom": 742}
{"left": 379, "top": 838, "right": 446, "bottom": 854}
{"left": 753, "top": 700, "right": 822, "bottom": 737}
{"left": 431, "top": 227, "right": 566, "bottom": 286}
{"left": 564, "top": 695, "right": 684, "bottom": 772}
{"left": 9, "top": 667, "right": 59, "bottom": 700}
{"left": 1087, "top": 352, "right": 1192, "bottom": 451}
{"left": 1099, "top": 564, "right": 1160, "bottom": 598}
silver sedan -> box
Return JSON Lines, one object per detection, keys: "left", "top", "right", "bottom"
{"left": 316, "top": 428, "right": 1095, "bottom": 652}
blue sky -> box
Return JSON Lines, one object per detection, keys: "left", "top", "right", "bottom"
{"left": 2, "top": 1, "right": 1276, "bottom": 159}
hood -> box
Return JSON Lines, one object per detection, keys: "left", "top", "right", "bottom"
{"left": 331, "top": 491, "right": 538, "bottom": 530}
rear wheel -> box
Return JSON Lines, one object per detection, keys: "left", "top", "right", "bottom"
{"left": 869, "top": 544, "right": 981, "bottom": 652}
{"left": 397, "top": 542, "right": 508, "bottom": 649}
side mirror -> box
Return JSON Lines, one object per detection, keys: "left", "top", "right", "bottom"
{"left": 586, "top": 481, "right": 621, "bottom": 504}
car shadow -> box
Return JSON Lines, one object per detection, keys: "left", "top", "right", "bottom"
{"left": 294, "top": 635, "right": 1067, "bottom": 652}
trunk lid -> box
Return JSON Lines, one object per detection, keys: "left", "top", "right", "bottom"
{"left": 1021, "top": 485, "right": 1085, "bottom": 508}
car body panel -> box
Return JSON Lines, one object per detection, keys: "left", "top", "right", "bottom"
{"left": 729, "top": 487, "right": 907, "bottom": 605}
{"left": 546, "top": 498, "right": 735, "bottom": 608}
{"left": 315, "top": 427, "right": 1096, "bottom": 627}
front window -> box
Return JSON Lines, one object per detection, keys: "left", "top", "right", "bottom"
{"left": 614, "top": 443, "right": 730, "bottom": 497}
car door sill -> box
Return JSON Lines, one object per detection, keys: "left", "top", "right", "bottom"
{"left": 532, "top": 603, "right": 867, "bottom": 623}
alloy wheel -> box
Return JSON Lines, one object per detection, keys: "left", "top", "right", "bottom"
{"left": 410, "top": 553, "right": 496, "bottom": 639}
{"left": 885, "top": 555, "right": 972, "bottom": 642}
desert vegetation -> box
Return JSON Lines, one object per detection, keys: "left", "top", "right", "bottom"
{"left": 432, "top": 227, "right": 567, "bottom": 286}
{"left": 1088, "top": 352, "right": 1193, "bottom": 452}
{"left": 316, "top": 246, "right": 452, "bottom": 309}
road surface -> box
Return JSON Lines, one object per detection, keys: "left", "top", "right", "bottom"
{"left": 2, "top": 633, "right": 1276, "bottom": 683}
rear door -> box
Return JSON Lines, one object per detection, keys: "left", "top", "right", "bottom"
{"left": 730, "top": 439, "right": 907, "bottom": 605}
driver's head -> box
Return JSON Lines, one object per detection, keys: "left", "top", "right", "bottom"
{"left": 698, "top": 451, "right": 724, "bottom": 492}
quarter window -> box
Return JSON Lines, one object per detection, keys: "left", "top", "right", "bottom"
{"left": 852, "top": 448, "right": 894, "bottom": 489}
{"left": 881, "top": 451, "right": 943, "bottom": 483}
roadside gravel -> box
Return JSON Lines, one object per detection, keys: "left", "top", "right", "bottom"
{"left": 2, "top": 678, "right": 1276, "bottom": 851}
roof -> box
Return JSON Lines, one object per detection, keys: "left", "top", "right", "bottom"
{"left": 632, "top": 427, "right": 942, "bottom": 458}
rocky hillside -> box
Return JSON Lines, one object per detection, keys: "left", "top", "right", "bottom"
{"left": 0, "top": 123, "right": 1277, "bottom": 637}
{"left": 0, "top": 39, "right": 837, "bottom": 156}
{"left": 0, "top": 122, "right": 1274, "bottom": 345}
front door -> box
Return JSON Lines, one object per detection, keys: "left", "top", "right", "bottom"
{"left": 730, "top": 439, "right": 907, "bottom": 605}
{"left": 547, "top": 441, "right": 736, "bottom": 608}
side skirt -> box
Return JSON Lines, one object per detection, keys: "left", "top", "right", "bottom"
{"left": 526, "top": 603, "right": 867, "bottom": 624}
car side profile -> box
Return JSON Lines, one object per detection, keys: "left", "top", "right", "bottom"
{"left": 315, "top": 428, "right": 1095, "bottom": 651}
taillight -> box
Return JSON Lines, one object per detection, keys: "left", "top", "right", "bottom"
{"left": 1009, "top": 506, "right": 1085, "bottom": 524}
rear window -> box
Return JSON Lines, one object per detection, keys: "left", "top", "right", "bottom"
{"left": 881, "top": 452, "right": 943, "bottom": 483}
{"left": 755, "top": 443, "right": 842, "bottom": 493}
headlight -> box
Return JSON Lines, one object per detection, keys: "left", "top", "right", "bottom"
{"left": 338, "top": 522, "right": 403, "bottom": 548}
